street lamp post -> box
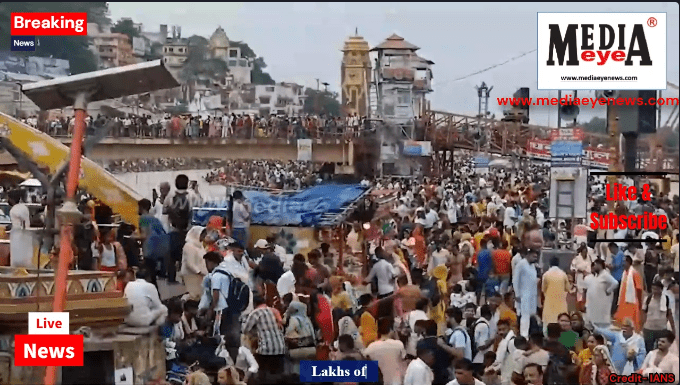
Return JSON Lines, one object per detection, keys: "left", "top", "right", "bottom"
{"left": 20, "top": 60, "right": 179, "bottom": 385}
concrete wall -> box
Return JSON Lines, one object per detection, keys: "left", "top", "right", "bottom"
{"left": 60, "top": 138, "right": 352, "bottom": 164}
{"left": 114, "top": 169, "right": 228, "bottom": 201}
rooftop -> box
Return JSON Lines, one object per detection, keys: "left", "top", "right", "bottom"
{"left": 342, "top": 32, "right": 370, "bottom": 52}
{"left": 370, "top": 33, "right": 420, "bottom": 51}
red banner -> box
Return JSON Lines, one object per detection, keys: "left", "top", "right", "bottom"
{"left": 526, "top": 139, "right": 551, "bottom": 160}
{"left": 550, "top": 128, "right": 584, "bottom": 142}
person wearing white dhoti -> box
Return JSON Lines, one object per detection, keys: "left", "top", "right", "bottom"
{"left": 513, "top": 249, "right": 539, "bottom": 338}
{"left": 8, "top": 190, "right": 34, "bottom": 269}
{"left": 583, "top": 259, "right": 619, "bottom": 329}
{"left": 571, "top": 243, "right": 594, "bottom": 303}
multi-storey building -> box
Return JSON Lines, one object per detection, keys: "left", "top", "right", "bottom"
{"left": 369, "top": 33, "right": 434, "bottom": 176}
{"left": 88, "top": 24, "right": 136, "bottom": 69}
{"left": 370, "top": 33, "right": 433, "bottom": 129}
{"left": 162, "top": 26, "right": 189, "bottom": 77}
{"left": 228, "top": 82, "right": 306, "bottom": 116}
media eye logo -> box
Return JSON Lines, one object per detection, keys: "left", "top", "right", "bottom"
{"left": 11, "top": 36, "right": 36, "bottom": 51}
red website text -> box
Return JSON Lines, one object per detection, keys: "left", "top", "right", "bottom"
{"left": 498, "top": 96, "right": 678, "bottom": 107}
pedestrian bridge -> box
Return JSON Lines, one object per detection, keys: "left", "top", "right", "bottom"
{"left": 57, "top": 137, "right": 354, "bottom": 164}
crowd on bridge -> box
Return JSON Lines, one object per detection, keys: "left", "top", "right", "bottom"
{"left": 5, "top": 153, "right": 680, "bottom": 385}
{"left": 22, "top": 111, "right": 376, "bottom": 141}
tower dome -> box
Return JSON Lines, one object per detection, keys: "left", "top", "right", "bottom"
{"left": 209, "top": 26, "right": 230, "bottom": 49}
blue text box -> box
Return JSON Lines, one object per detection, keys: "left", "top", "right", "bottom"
{"left": 300, "top": 360, "right": 379, "bottom": 383}
{"left": 551, "top": 141, "right": 583, "bottom": 157}
{"left": 10, "top": 36, "right": 36, "bottom": 52}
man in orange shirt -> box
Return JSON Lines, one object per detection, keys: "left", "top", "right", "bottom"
{"left": 492, "top": 239, "right": 512, "bottom": 295}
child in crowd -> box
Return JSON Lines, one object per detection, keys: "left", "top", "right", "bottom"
{"left": 450, "top": 284, "right": 466, "bottom": 309}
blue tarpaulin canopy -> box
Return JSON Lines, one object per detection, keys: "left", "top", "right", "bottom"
{"left": 193, "top": 183, "right": 369, "bottom": 227}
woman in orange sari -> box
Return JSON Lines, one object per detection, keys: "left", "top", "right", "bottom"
{"left": 207, "top": 215, "right": 229, "bottom": 237}
{"left": 614, "top": 255, "right": 644, "bottom": 331}
{"left": 413, "top": 225, "right": 427, "bottom": 268}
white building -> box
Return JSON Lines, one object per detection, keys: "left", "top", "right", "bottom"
{"left": 370, "top": 33, "right": 433, "bottom": 128}
{"left": 228, "top": 82, "right": 306, "bottom": 116}
{"left": 253, "top": 82, "right": 305, "bottom": 116}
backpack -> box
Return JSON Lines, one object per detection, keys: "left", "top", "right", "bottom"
{"left": 468, "top": 318, "right": 489, "bottom": 358}
{"left": 448, "top": 327, "right": 470, "bottom": 357}
{"left": 213, "top": 269, "right": 250, "bottom": 313}
{"left": 168, "top": 192, "right": 191, "bottom": 230}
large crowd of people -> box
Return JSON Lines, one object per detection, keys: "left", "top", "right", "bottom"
{"left": 5, "top": 155, "right": 679, "bottom": 385}
{"left": 204, "top": 160, "right": 319, "bottom": 190}
{"left": 22, "top": 112, "right": 376, "bottom": 140}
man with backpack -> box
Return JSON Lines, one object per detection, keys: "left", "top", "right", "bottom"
{"left": 470, "top": 305, "right": 493, "bottom": 376}
{"left": 200, "top": 251, "right": 251, "bottom": 363}
{"left": 441, "top": 307, "right": 472, "bottom": 361}
{"left": 163, "top": 174, "right": 201, "bottom": 284}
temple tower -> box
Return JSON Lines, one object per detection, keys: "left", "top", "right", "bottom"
{"left": 341, "top": 30, "right": 371, "bottom": 117}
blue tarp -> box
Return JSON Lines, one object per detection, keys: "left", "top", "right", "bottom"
{"left": 193, "top": 183, "right": 368, "bottom": 227}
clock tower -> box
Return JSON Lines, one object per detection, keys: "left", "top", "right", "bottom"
{"left": 341, "top": 31, "right": 371, "bottom": 118}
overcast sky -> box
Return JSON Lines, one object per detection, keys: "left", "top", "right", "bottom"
{"left": 109, "top": 2, "right": 679, "bottom": 127}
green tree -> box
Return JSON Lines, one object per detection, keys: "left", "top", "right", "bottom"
{"left": 111, "top": 18, "right": 140, "bottom": 41}
{"left": 145, "top": 42, "right": 164, "bottom": 60}
{"left": 229, "top": 41, "right": 275, "bottom": 85}
{"left": 582, "top": 116, "right": 607, "bottom": 134}
{"left": 0, "top": 2, "right": 110, "bottom": 74}
{"left": 303, "top": 89, "right": 341, "bottom": 116}
{"left": 178, "top": 36, "right": 228, "bottom": 85}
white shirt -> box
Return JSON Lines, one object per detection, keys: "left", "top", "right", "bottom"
{"left": 448, "top": 327, "right": 473, "bottom": 361}
{"left": 276, "top": 270, "right": 296, "bottom": 297}
{"left": 366, "top": 259, "right": 398, "bottom": 296}
{"left": 503, "top": 206, "right": 517, "bottom": 229}
{"left": 363, "top": 339, "right": 406, "bottom": 385}
{"left": 429, "top": 249, "right": 451, "bottom": 273}
{"left": 493, "top": 330, "right": 516, "bottom": 385}
{"left": 425, "top": 210, "right": 438, "bottom": 229}
{"left": 472, "top": 318, "right": 491, "bottom": 363}
{"left": 9, "top": 203, "right": 33, "bottom": 268}
{"left": 403, "top": 358, "right": 433, "bottom": 385}
{"left": 225, "top": 346, "right": 259, "bottom": 375}
{"left": 446, "top": 199, "right": 458, "bottom": 223}
{"left": 152, "top": 197, "right": 170, "bottom": 233}
{"left": 232, "top": 200, "right": 250, "bottom": 229}
{"left": 124, "top": 279, "right": 167, "bottom": 327}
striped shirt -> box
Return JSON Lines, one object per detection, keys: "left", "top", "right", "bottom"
{"left": 243, "top": 306, "right": 287, "bottom": 355}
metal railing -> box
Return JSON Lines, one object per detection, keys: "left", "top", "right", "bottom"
{"left": 33, "top": 120, "right": 379, "bottom": 141}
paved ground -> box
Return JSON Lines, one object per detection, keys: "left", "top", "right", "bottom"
{"left": 157, "top": 278, "right": 188, "bottom": 300}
